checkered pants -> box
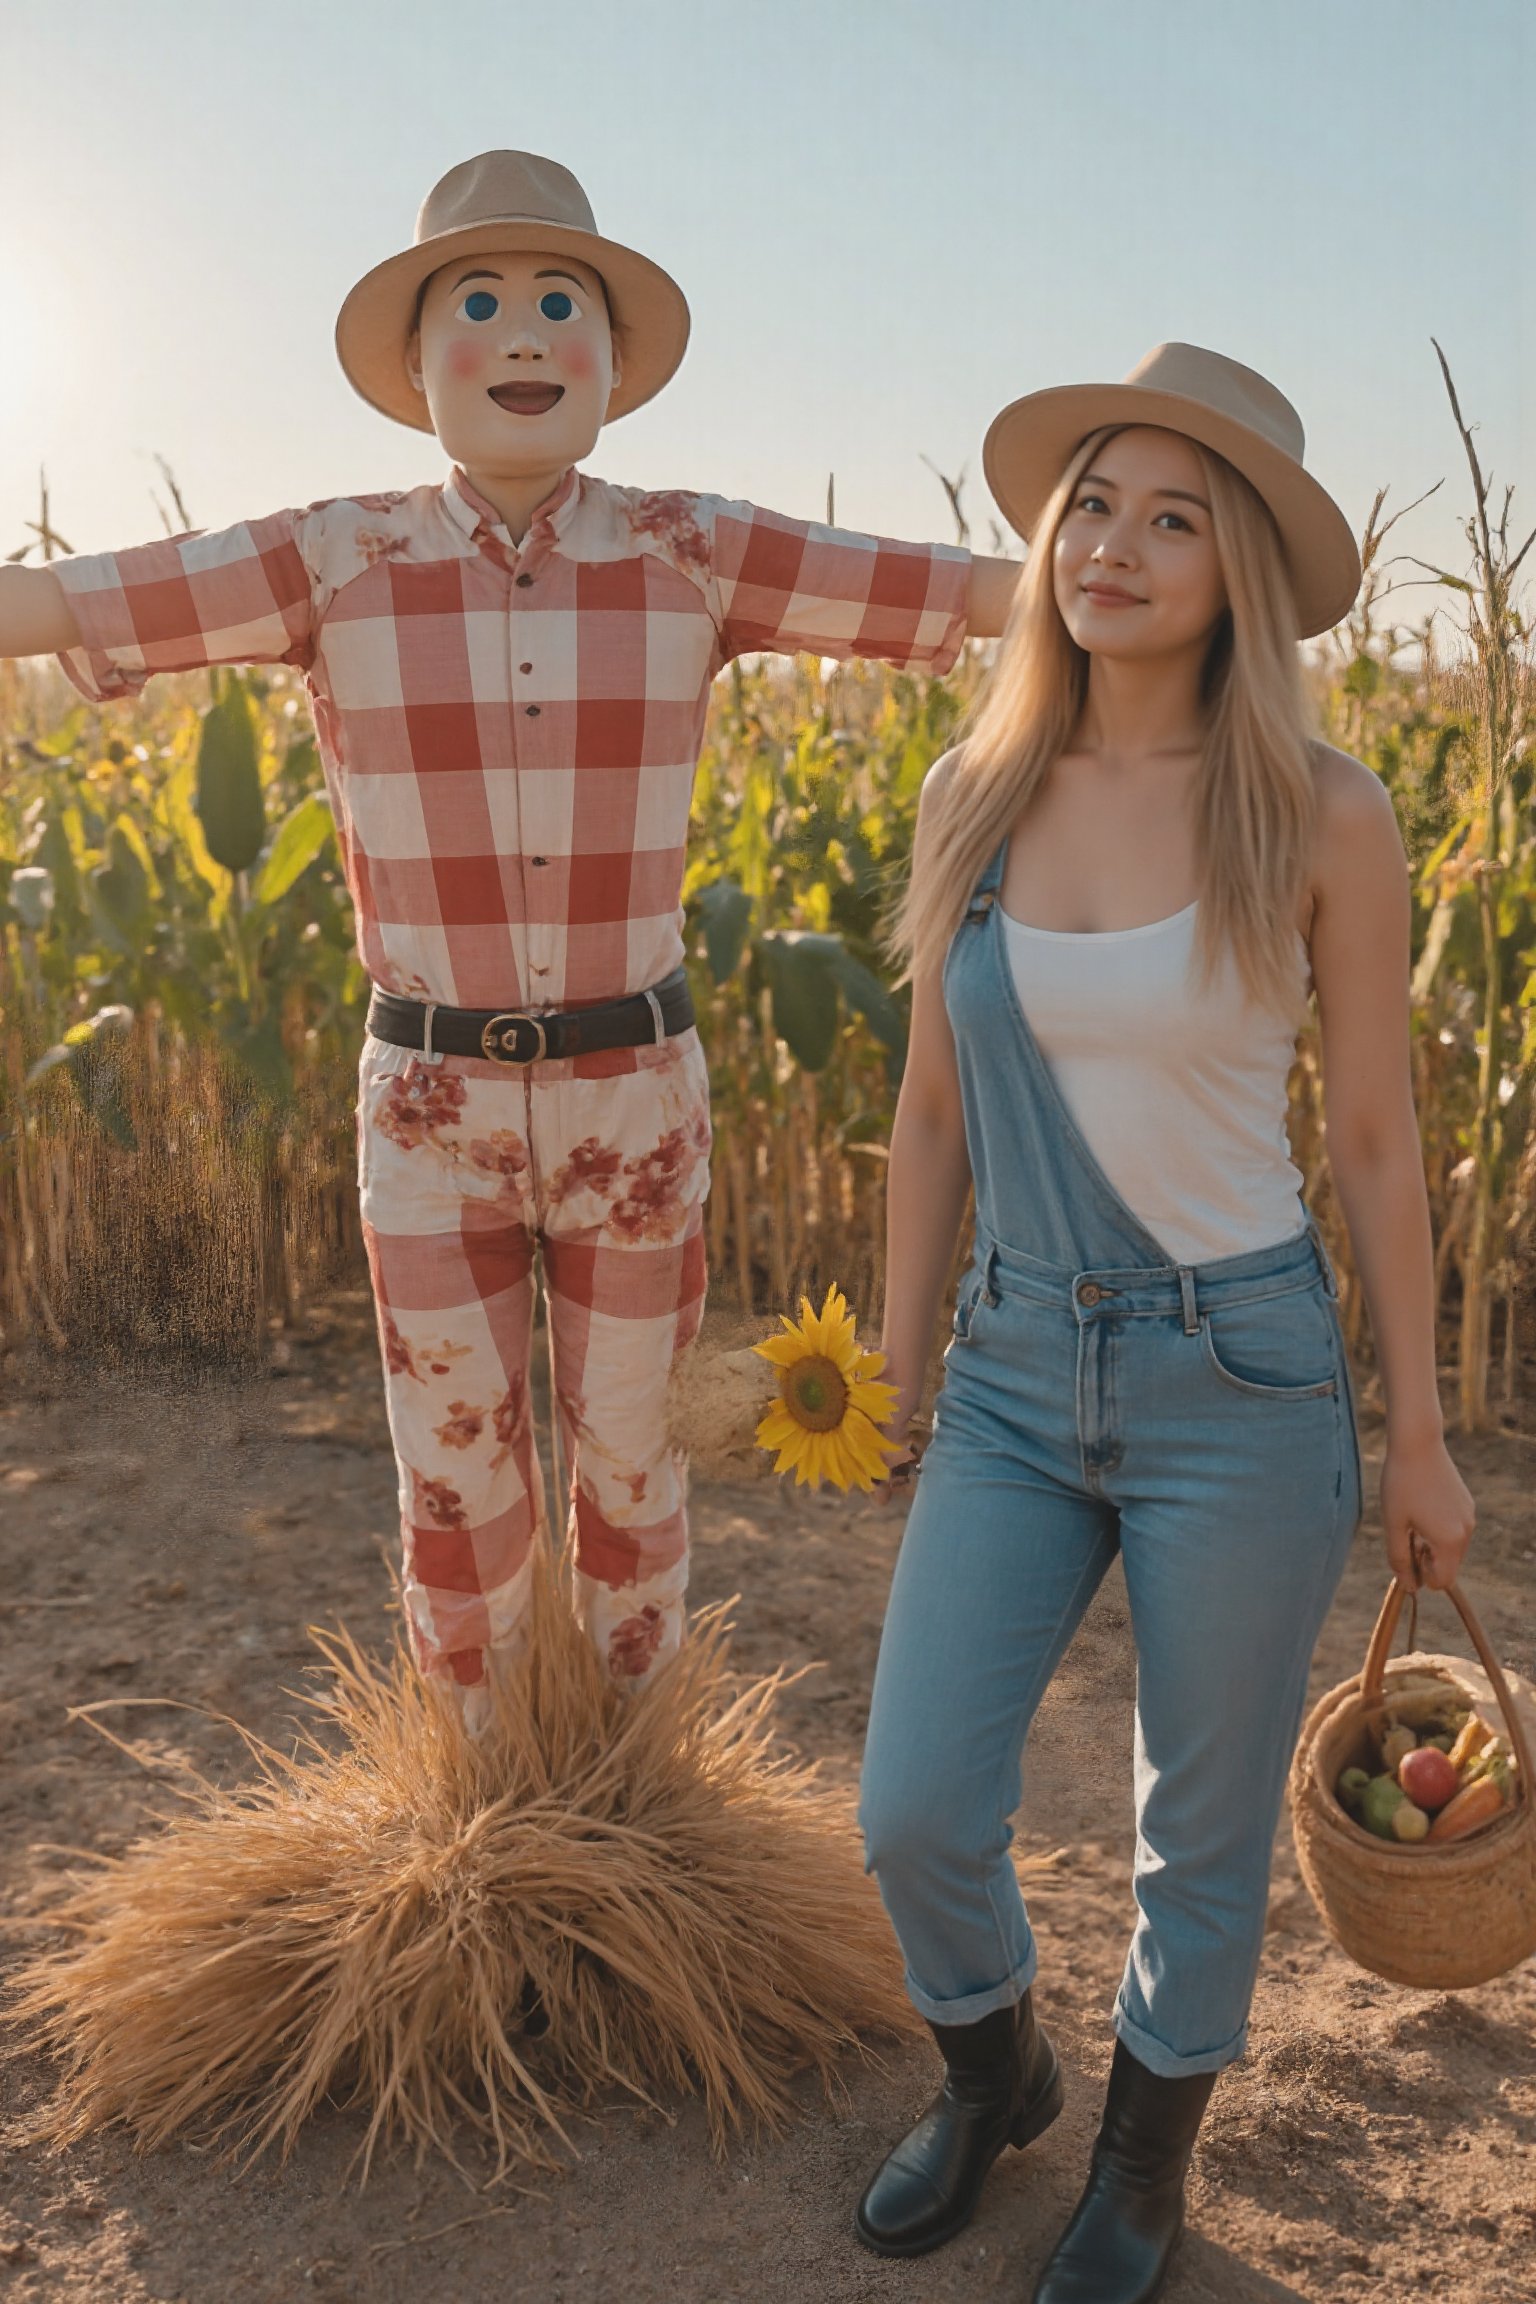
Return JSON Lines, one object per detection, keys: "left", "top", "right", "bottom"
{"left": 356, "top": 1027, "right": 711, "bottom": 1717}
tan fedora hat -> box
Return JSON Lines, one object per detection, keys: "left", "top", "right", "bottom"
{"left": 983, "top": 343, "right": 1361, "bottom": 638}
{"left": 335, "top": 150, "right": 691, "bottom": 432}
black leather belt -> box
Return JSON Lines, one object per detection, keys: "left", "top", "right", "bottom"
{"left": 366, "top": 968, "right": 694, "bottom": 1065}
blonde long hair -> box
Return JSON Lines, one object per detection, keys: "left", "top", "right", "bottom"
{"left": 891, "top": 428, "right": 1317, "bottom": 1013}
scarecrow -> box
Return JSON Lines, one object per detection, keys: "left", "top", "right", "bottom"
{"left": 22, "top": 149, "right": 1013, "bottom": 1726}
{"left": 3, "top": 153, "right": 1012, "bottom": 2169}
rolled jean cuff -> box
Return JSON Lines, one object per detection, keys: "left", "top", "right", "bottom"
{"left": 903, "top": 1943, "right": 1038, "bottom": 2028}
{"left": 1112, "top": 1996, "right": 1248, "bottom": 2079}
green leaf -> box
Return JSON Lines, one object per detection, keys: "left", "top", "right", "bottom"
{"left": 827, "top": 945, "right": 907, "bottom": 1055}
{"left": 759, "top": 932, "right": 840, "bottom": 1070}
{"left": 164, "top": 752, "right": 227, "bottom": 901}
{"left": 253, "top": 792, "right": 335, "bottom": 905}
{"left": 32, "top": 812, "right": 80, "bottom": 917}
{"left": 196, "top": 676, "right": 266, "bottom": 873}
{"left": 90, "top": 825, "right": 152, "bottom": 940}
{"left": 756, "top": 929, "right": 907, "bottom": 1069}
{"left": 692, "top": 877, "right": 754, "bottom": 984}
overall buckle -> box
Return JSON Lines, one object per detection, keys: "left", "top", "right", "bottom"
{"left": 479, "top": 1011, "right": 549, "bottom": 1064}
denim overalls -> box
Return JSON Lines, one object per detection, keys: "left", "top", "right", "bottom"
{"left": 858, "top": 841, "right": 1363, "bottom": 2078}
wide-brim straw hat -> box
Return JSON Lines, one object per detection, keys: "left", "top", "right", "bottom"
{"left": 336, "top": 149, "right": 691, "bottom": 432}
{"left": 983, "top": 342, "right": 1361, "bottom": 638}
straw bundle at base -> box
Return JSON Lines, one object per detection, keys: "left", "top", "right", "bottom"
{"left": 5, "top": 1547, "right": 916, "bottom": 2181}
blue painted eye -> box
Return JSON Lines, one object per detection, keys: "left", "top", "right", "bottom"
{"left": 538, "top": 290, "right": 575, "bottom": 322}
{"left": 461, "top": 289, "right": 499, "bottom": 323}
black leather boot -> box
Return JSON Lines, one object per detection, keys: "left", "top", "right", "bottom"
{"left": 855, "top": 1993, "right": 1062, "bottom": 2257}
{"left": 1031, "top": 2040, "right": 1217, "bottom": 2303}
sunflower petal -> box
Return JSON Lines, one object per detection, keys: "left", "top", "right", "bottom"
{"left": 847, "top": 1377, "right": 899, "bottom": 1422}
{"left": 814, "top": 1288, "right": 855, "bottom": 1362}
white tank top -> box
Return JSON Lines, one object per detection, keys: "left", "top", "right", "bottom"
{"left": 1000, "top": 899, "right": 1311, "bottom": 1266}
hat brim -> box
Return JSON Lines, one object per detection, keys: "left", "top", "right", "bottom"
{"left": 335, "top": 219, "right": 691, "bottom": 432}
{"left": 982, "top": 383, "right": 1361, "bottom": 639}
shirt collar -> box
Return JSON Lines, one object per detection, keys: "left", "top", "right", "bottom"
{"left": 444, "top": 464, "right": 582, "bottom": 549}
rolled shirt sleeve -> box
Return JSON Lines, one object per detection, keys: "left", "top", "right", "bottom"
{"left": 702, "top": 498, "right": 970, "bottom": 672}
{"left": 53, "top": 511, "right": 316, "bottom": 702}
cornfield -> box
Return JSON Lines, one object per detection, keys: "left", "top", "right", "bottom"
{"left": 2, "top": 365, "right": 1533, "bottom": 1428}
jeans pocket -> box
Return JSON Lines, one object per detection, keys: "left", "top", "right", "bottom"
{"left": 1200, "top": 1287, "right": 1340, "bottom": 1400}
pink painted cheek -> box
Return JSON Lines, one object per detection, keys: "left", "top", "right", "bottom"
{"left": 561, "top": 338, "right": 597, "bottom": 383}
{"left": 447, "top": 340, "right": 485, "bottom": 383}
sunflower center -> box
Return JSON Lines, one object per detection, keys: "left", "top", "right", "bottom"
{"left": 781, "top": 1354, "right": 849, "bottom": 1433}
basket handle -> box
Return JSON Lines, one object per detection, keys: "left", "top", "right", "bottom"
{"left": 1361, "top": 1578, "right": 1534, "bottom": 1790}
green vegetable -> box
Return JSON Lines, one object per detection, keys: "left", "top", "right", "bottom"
{"left": 1337, "top": 1767, "right": 1371, "bottom": 1814}
{"left": 1360, "top": 1774, "right": 1408, "bottom": 1840}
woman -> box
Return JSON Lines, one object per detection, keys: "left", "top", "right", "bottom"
{"left": 854, "top": 344, "right": 1476, "bottom": 2304}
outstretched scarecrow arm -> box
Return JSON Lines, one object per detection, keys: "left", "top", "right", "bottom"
{"left": 703, "top": 497, "right": 972, "bottom": 674}
{"left": 699, "top": 499, "right": 1020, "bottom": 663}
{"left": 41, "top": 513, "right": 317, "bottom": 702}
{"left": 0, "top": 564, "right": 80, "bottom": 658}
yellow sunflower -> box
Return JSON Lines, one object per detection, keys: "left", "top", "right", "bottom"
{"left": 752, "top": 1283, "right": 902, "bottom": 1491}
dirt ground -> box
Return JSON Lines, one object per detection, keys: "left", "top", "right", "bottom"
{"left": 2, "top": 1292, "right": 1534, "bottom": 2304}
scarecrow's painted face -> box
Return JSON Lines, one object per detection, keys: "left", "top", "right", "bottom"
{"left": 408, "top": 249, "right": 620, "bottom": 474}
{"left": 1052, "top": 426, "right": 1228, "bottom": 664}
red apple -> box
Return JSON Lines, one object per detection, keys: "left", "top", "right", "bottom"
{"left": 1397, "top": 1744, "right": 1459, "bottom": 1813}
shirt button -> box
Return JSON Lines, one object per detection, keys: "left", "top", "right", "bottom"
{"left": 516, "top": 573, "right": 535, "bottom": 588}
{"left": 531, "top": 856, "right": 548, "bottom": 867}
{"left": 519, "top": 661, "right": 533, "bottom": 674}
{"left": 1077, "top": 1282, "right": 1102, "bottom": 1308}
{"left": 525, "top": 704, "right": 541, "bottom": 717}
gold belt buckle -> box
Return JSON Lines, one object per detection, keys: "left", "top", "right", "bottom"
{"left": 480, "top": 1011, "right": 548, "bottom": 1064}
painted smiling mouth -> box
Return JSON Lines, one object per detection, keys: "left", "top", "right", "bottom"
{"left": 488, "top": 382, "right": 566, "bottom": 415}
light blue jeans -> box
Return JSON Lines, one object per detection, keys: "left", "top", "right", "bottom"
{"left": 858, "top": 1223, "right": 1362, "bottom": 2078}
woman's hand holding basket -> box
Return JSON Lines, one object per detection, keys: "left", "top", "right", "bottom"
{"left": 1380, "top": 1429, "right": 1476, "bottom": 1590}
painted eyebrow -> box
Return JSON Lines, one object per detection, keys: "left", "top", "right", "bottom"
{"left": 533, "top": 268, "right": 586, "bottom": 287}
{"left": 1079, "top": 472, "right": 1211, "bottom": 510}
{"left": 451, "top": 267, "right": 503, "bottom": 290}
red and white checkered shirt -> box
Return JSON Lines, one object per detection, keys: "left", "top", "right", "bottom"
{"left": 56, "top": 467, "right": 969, "bottom": 1012}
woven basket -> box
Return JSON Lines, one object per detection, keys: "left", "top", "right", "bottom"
{"left": 1290, "top": 1580, "right": 1536, "bottom": 1989}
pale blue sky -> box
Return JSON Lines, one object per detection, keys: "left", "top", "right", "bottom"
{"left": 2, "top": 0, "right": 1530, "bottom": 609}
